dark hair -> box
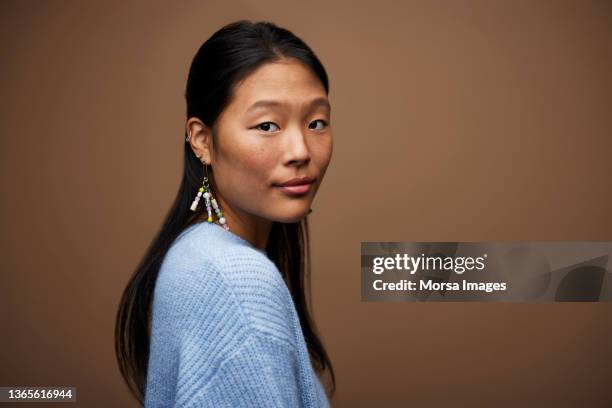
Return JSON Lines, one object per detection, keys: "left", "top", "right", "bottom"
{"left": 115, "top": 20, "right": 335, "bottom": 405}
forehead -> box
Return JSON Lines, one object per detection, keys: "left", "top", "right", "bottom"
{"left": 229, "top": 59, "right": 327, "bottom": 111}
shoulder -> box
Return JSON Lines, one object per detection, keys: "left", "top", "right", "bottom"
{"left": 154, "top": 222, "right": 299, "bottom": 348}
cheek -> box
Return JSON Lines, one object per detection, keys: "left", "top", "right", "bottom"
{"left": 313, "top": 138, "right": 333, "bottom": 172}
{"left": 218, "top": 146, "right": 275, "bottom": 195}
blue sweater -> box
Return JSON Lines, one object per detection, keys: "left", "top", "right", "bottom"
{"left": 144, "top": 221, "right": 331, "bottom": 407}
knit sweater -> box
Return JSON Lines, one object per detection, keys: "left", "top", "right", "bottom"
{"left": 144, "top": 221, "right": 330, "bottom": 408}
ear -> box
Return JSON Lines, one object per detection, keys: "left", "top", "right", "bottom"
{"left": 186, "top": 117, "right": 213, "bottom": 164}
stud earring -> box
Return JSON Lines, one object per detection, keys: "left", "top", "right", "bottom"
{"left": 189, "top": 161, "right": 229, "bottom": 231}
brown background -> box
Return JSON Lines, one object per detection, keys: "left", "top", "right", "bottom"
{"left": 1, "top": 0, "right": 611, "bottom": 407}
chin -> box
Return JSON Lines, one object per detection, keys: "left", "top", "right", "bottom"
{"left": 270, "top": 205, "right": 311, "bottom": 223}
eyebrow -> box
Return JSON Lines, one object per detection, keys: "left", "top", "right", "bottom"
{"left": 246, "top": 97, "right": 331, "bottom": 114}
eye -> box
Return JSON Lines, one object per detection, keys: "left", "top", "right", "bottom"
{"left": 255, "top": 122, "right": 280, "bottom": 132}
{"left": 309, "top": 119, "right": 328, "bottom": 130}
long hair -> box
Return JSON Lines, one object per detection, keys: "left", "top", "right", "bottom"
{"left": 114, "top": 20, "right": 335, "bottom": 405}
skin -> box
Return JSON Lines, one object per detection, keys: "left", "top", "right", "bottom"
{"left": 186, "top": 57, "right": 333, "bottom": 251}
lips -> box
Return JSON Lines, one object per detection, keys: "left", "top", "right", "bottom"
{"left": 274, "top": 176, "right": 315, "bottom": 187}
{"left": 273, "top": 176, "right": 316, "bottom": 196}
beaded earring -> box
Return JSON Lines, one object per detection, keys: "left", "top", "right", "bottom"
{"left": 188, "top": 154, "right": 229, "bottom": 230}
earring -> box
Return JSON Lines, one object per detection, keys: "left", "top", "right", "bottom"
{"left": 189, "top": 161, "right": 229, "bottom": 231}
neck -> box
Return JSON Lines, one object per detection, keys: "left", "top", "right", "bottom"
{"left": 198, "top": 195, "right": 272, "bottom": 252}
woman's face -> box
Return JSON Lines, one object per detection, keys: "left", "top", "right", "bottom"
{"left": 207, "top": 58, "right": 333, "bottom": 224}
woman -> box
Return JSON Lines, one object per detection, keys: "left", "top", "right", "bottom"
{"left": 115, "top": 20, "right": 335, "bottom": 407}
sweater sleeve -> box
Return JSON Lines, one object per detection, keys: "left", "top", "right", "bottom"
{"left": 144, "top": 241, "right": 322, "bottom": 408}
{"left": 182, "top": 331, "right": 304, "bottom": 407}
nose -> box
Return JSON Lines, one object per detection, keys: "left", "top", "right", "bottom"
{"left": 282, "top": 124, "right": 310, "bottom": 166}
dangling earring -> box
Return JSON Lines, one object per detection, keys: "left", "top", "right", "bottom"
{"left": 189, "top": 159, "right": 229, "bottom": 231}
